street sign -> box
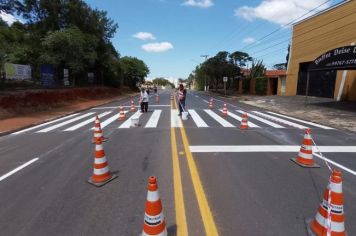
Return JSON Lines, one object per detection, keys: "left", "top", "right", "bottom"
{"left": 223, "top": 77, "right": 228, "bottom": 82}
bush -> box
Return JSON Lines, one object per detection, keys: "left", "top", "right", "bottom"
{"left": 255, "top": 77, "right": 268, "bottom": 95}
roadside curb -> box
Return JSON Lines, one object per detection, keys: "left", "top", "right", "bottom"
{"left": 0, "top": 93, "right": 137, "bottom": 137}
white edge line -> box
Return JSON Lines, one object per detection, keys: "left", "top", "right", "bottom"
{"left": 0, "top": 158, "right": 39, "bottom": 182}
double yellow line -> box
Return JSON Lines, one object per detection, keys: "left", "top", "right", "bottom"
{"left": 171, "top": 98, "right": 219, "bottom": 236}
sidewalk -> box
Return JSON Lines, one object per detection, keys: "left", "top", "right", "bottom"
{"left": 233, "top": 94, "right": 356, "bottom": 133}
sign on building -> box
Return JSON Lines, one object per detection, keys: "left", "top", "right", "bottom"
{"left": 4, "top": 63, "right": 31, "bottom": 80}
{"left": 41, "top": 64, "right": 55, "bottom": 87}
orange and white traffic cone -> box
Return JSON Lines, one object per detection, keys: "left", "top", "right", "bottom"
{"left": 222, "top": 103, "right": 228, "bottom": 117}
{"left": 130, "top": 100, "right": 136, "bottom": 112}
{"left": 87, "top": 139, "right": 117, "bottom": 187}
{"left": 92, "top": 116, "right": 107, "bottom": 143}
{"left": 118, "top": 106, "right": 126, "bottom": 121}
{"left": 240, "top": 113, "right": 249, "bottom": 130}
{"left": 156, "top": 94, "right": 160, "bottom": 103}
{"left": 309, "top": 170, "right": 346, "bottom": 236}
{"left": 142, "top": 176, "right": 167, "bottom": 236}
{"left": 291, "top": 129, "right": 320, "bottom": 168}
{"left": 209, "top": 98, "right": 214, "bottom": 109}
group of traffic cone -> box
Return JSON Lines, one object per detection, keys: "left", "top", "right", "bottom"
{"left": 291, "top": 128, "right": 347, "bottom": 235}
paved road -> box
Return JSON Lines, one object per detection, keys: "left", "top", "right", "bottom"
{"left": 0, "top": 90, "right": 355, "bottom": 235}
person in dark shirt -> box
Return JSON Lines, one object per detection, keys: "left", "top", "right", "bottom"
{"left": 177, "top": 84, "right": 187, "bottom": 116}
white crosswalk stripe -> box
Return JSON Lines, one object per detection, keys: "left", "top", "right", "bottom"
{"left": 98, "top": 111, "right": 128, "bottom": 129}
{"left": 188, "top": 109, "right": 208, "bottom": 127}
{"left": 252, "top": 111, "right": 308, "bottom": 129}
{"left": 119, "top": 111, "right": 142, "bottom": 128}
{"left": 145, "top": 110, "right": 162, "bottom": 128}
{"left": 12, "top": 113, "right": 80, "bottom": 134}
{"left": 267, "top": 111, "right": 334, "bottom": 129}
{"left": 236, "top": 110, "right": 284, "bottom": 128}
{"left": 37, "top": 112, "right": 95, "bottom": 133}
{"left": 64, "top": 111, "right": 112, "bottom": 131}
{"left": 204, "top": 109, "right": 235, "bottom": 127}
{"left": 221, "top": 110, "right": 259, "bottom": 128}
{"left": 171, "top": 109, "right": 183, "bottom": 127}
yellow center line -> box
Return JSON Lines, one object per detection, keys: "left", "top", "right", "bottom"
{"left": 171, "top": 99, "right": 188, "bottom": 236}
{"left": 174, "top": 96, "right": 219, "bottom": 236}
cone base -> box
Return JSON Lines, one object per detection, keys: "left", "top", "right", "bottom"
{"left": 291, "top": 158, "right": 320, "bottom": 168}
{"left": 87, "top": 174, "right": 117, "bottom": 187}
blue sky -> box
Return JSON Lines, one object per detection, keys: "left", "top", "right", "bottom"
{"left": 1, "top": 0, "right": 345, "bottom": 81}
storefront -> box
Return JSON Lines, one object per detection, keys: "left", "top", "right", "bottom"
{"left": 286, "top": 0, "right": 356, "bottom": 101}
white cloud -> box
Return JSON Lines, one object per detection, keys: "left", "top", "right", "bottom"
{"left": 133, "top": 32, "right": 156, "bottom": 41}
{"left": 182, "top": 0, "right": 214, "bottom": 8}
{"left": 243, "top": 37, "right": 256, "bottom": 44}
{"left": 235, "top": 0, "right": 331, "bottom": 26}
{"left": 0, "top": 11, "right": 21, "bottom": 25}
{"left": 142, "top": 42, "right": 174, "bottom": 52}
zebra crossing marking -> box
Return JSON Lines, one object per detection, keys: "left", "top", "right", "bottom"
{"left": 37, "top": 112, "right": 95, "bottom": 133}
{"left": 171, "top": 109, "right": 183, "bottom": 127}
{"left": 252, "top": 111, "right": 308, "bottom": 129}
{"left": 12, "top": 113, "right": 80, "bottom": 135}
{"left": 98, "top": 111, "right": 128, "bottom": 129}
{"left": 220, "top": 110, "right": 259, "bottom": 128}
{"left": 267, "top": 111, "right": 334, "bottom": 130}
{"left": 236, "top": 110, "right": 284, "bottom": 128}
{"left": 119, "top": 111, "right": 142, "bottom": 128}
{"left": 188, "top": 109, "right": 208, "bottom": 127}
{"left": 145, "top": 110, "right": 162, "bottom": 128}
{"left": 64, "top": 111, "right": 112, "bottom": 131}
{"left": 204, "top": 110, "right": 235, "bottom": 127}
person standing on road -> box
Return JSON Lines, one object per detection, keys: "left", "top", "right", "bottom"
{"left": 177, "top": 84, "right": 187, "bottom": 116}
{"left": 140, "top": 88, "right": 149, "bottom": 112}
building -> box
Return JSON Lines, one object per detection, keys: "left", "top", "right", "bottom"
{"left": 286, "top": 0, "right": 356, "bottom": 101}
{"left": 265, "top": 70, "right": 287, "bottom": 96}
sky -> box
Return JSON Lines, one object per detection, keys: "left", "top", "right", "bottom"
{"left": 1, "top": 0, "right": 345, "bottom": 81}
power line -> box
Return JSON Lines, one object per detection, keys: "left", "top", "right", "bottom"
{"left": 239, "top": 0, "right": 334, "bottom": 51}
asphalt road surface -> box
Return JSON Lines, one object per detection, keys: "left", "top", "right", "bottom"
{"left": 1, "top": 89, "right": 356, "bottom": 236}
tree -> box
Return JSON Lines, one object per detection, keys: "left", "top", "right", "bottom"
{"left": 120, "top": 56, "right": 149, "bottom": 89}
{"left": 273, "top": 63, "right": 287, "bottom": 70}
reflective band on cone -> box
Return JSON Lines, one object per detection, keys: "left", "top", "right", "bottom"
{"left": 87, "top": 139, "right": 117, "bottom": 187}
{"left": 118, "top": 106, "right": 126, "bottom": 121}
{"left": 240, "top": 113, "right": 249, "bottom": 130}
{"left": 92, "top": 116, "right": 107, "bottom": 143}
{"left": 142, "top": 176, "right": 167, "bottom": 236}
{"left": 222, "top": 103, "right": 228, "bottom": 117}
{"left": 209, "top": 99, "right": 213, "bottom": 109}
{"left": 291, "top": 129, "right": 320, "bottom": 168}
{"left": 310, "top": 170, "right": 346, "bottom": 236}
{"left": 130, "top": 100, "right": 136, "bottom": 112}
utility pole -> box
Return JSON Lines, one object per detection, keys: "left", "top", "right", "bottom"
{"left": 200, "top": 55, "right": 208, "bottom": 92}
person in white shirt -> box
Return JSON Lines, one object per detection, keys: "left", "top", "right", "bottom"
{"left": 140, "top": 88, "right": 149, "bottom": 112}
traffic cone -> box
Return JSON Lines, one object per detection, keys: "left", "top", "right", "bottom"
{"left": 87, "top": 139, "right": 117, "bottom": 187}
{"left": 92, "top": 116, "right": 107, "bottom": 143}
{"left": 156, "top": 94, "right": 160, "bottom": 103}
{"left": 118, "top": 106, "right": 126, "bottom": 121}
{"left": 222, "top": 103, "right": 228, "bottom": 117}
{"left": 240, "top": 113, "right": 249, "bottom": 130}
{"left": 309, "top": 170, "right": 346, "bottom": 236}
{"left": 130, "top": 100, "right": 136, "bottom": 112}
{"left": 291, "top": 129, "right": 320, "bottom": 168}
{"left": 209, "top": 98, "right": 214, "bottom": 109}
{"left": 142, "top": 176, "right": 167, "bottom": 236}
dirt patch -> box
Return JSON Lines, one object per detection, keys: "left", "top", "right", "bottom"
{"left": 0, "top": 87, "right": 131, "bottom": 120}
